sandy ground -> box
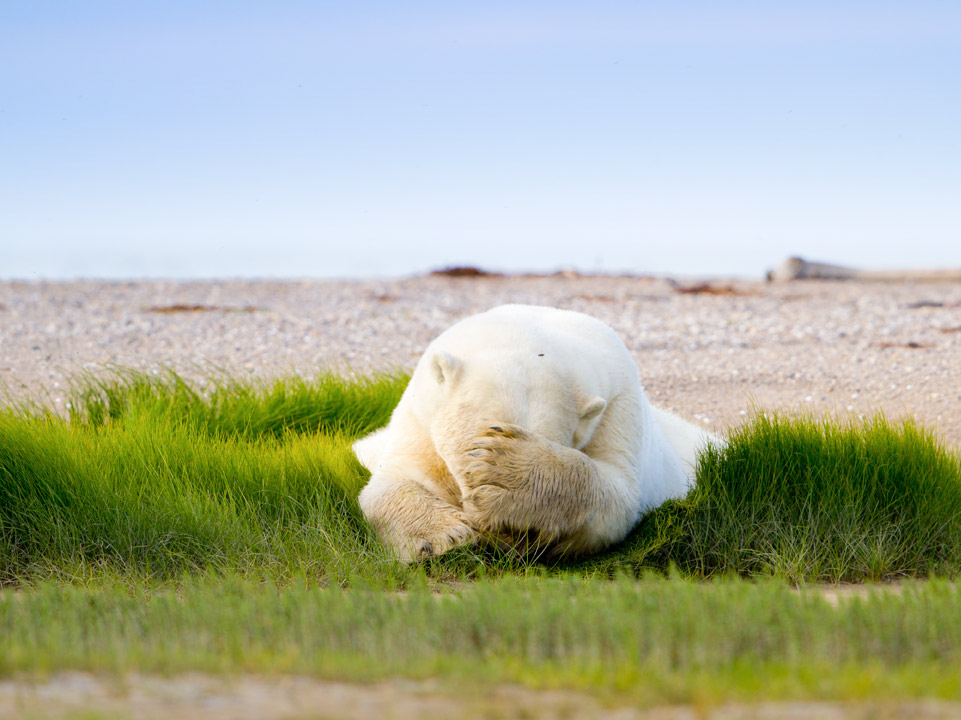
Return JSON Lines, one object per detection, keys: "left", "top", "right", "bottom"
{"left": 2, "top": 274, "right": 960, "bottom": 718}
{"left": 1, "top": 274, "right": 959, "bottom": 447}
{"left": 3, "top": 672, "right": 961, "bottom": 720}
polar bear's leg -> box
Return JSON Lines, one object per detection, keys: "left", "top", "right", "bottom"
{"left": 649, "top": 404, "right": 720, "bottom": 482}
{"left": 358, "top": 472, "right": 476, "bottom": 562}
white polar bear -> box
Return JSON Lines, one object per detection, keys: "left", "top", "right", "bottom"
{"left": 354, "top": 304, "right": 718, "bottom": 562}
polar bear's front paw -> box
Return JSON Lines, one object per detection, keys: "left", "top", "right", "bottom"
{"left": 461, "top": 483, "right": 508, "bottom": 532}
{"left": 462, "top": 423, "right": 536, "bottom": 490}
{"left": 460, "top": 422, "right": 596, "bottom": 542}
{"left": 396, "top": 517, "right": 476, "bottom": 563}
{"left": 461, "top": 423, "right": 544, "bottom": 533}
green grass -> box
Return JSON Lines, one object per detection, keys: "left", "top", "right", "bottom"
{"left": 0, "top": 371, "right": 409, "bottom": 585}
{"left": 587, "top": 413, "right": 961, "bottom": 583}
{"left": 3, "top": 370, "right": 961, "bottom": 703}
{"left": 3, "top": 574, "right": 961, "bottom": 704}
{"left": 2, "top": 370, "right": 960, "bottom": 586}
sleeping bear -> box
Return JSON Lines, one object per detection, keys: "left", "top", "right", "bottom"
{"left": 354, "top": 304, "right": 717, "bottom": 562}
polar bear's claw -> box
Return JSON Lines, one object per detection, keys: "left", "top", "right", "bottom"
{"left": 403, "top": 521, "right": 475, "bottom": 562}
{"left": 482, "top": 424, "right": 528, "bottom": 440}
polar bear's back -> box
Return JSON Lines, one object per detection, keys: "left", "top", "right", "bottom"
{"left": 434, "top": 305, "right": 631, "bottom": 364}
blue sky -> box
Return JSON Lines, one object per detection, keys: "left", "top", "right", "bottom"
{"left": 2, "top": 2, "right": 959, "bottom": 279}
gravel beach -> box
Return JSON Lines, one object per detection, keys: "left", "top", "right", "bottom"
{"left": 1, "top": 274, "right": 959, "bottom": 448}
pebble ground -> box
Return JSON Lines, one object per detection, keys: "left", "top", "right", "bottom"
{"left": 1, "top": 275, "right": 959, "bottom": 448}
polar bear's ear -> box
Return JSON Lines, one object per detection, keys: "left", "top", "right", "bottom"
{"left": 580, "top": 396, "right": 607, "bottom": 422}
{"left": 574, "top": 396, "right": 607, "bottom": 449}
{"left": 430, "top": 351, "right": 461, "bottom": 385}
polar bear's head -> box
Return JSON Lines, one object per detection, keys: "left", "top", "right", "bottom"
{"left": 417, "top": 348, "right": 607, "bottom": 459}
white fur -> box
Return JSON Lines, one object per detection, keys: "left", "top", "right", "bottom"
{"left": 355, "top": 304, "right": 719, "bottom": 561}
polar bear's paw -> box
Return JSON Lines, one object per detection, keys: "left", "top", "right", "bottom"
{"left": 362, "top": 480, "right": 479, "bottom": 563}
{"left": 463, "top": 423, "right": 539, "bottom": 491}
{"left": 461, "top": 423, "right": 552, "bottom": 534}
{"left": 461, "top": 422, "right": 597, "bottom": 543}
{"left": 394, "top": 511, "right": 476, "bottom": 563}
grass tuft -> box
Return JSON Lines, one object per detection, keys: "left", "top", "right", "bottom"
{"left": 68, "top": 368, "right": 404, "bottom": 440}
{"left": 0, "top": 371, "right": 410, "bottom": 585}
{"left": 590, "top": 413, "right": 961, "bottom": 582}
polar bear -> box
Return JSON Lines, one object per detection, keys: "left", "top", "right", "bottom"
{"left": 354, "top": 304, "right": 717, "bottom": 562}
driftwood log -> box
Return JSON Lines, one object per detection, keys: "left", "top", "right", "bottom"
{"left": 767, "top": 256, "right": 961, "bottom": 282}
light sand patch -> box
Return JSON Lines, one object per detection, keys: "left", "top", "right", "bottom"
{"left": 3, "top": 673, "right": 961, "bottom": 720}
